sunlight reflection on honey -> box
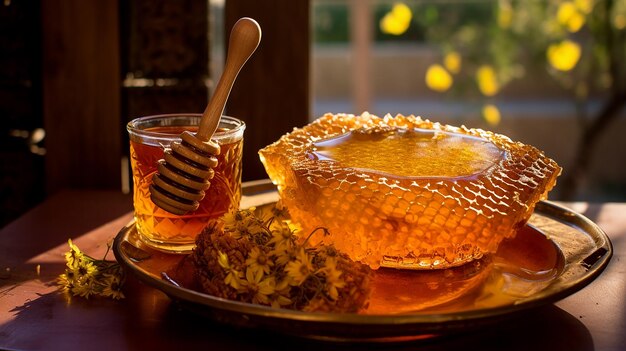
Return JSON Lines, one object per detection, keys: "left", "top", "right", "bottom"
{"left": 365, "top": 224, "right": 563, "bottom": 314}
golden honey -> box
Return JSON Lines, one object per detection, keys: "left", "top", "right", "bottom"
{"left": 259, "top": 113, "right": 561, "bottom": 269}
{"left": 312, "top": 126, "right": 503, "bottom": 178}
{"left": 128, "top": 115, "right": 244, "bottom": 253}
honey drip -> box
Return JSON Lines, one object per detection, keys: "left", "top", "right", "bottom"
{"left": 259, "top": 113, "right": 561, "bottom": 269}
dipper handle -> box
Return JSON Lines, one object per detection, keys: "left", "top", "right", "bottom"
{"left": 197, "top": 17, "right": 261, "bottom": 140}
{"left": 149, "top": 18, "right": 260, "bottom": 215}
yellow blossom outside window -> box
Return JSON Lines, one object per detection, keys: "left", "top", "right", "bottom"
{"left": 444, "top": 52, "right": 461, "bottom": 74}
{"left": 380, "top": 2, "right": 412, "bottom": 35}
{"left": 425, "top": 64, "right": 453, "bottom": 92}
{"left": 557, "top": 2, "right": 576, "bottom": 23}
{"left": 547, "top": 40, "right": 581, "bottom": 71}
{"left": 482, "top": 104, "right": 502, "bottom": 126}
{"left": 575, "top": 0, "right": 593, "bottom": 14}
{"left": 498, "top": 0, "right": 513, "bottom": 29}
{"left": 476, "top": 65, "right": 500, "bottom": 96}
{"left": 557, "top": 2, "right": 586, "bottom": 33}
{"left": 614, "top": 14, "right": 626, "bottom": 30}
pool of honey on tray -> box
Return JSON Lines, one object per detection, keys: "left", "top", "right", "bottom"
{"left": 130, "top": 220, "right": 563, "bottom": 314}
{"left": 366, "top": 224, "right": 563, "bottom": 314}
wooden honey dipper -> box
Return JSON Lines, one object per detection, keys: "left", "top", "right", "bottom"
{"left": 150, "top": 17, "right": 261, "bottom": 215}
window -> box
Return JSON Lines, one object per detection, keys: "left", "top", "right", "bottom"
{"left": 311, "top": 0, "right": 626, "bottom": 201}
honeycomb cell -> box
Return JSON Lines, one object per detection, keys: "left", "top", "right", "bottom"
{"left": 259, "top": 113, "right": 561, "bottom": 269}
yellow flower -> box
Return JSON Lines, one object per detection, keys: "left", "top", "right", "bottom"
{"left": 72, "top": 275, "right": 97, "bottom": 298}
{"left": 58, "top": 239, "right": 126, "bottom": 300}
{"left": 225, "top": 270, "right": 244, "bottom": 291}
{"left": 476, "top": 65, "right": 500, "bottom": 96}
{"left": 75, "top": 260, "right": 98, "bottom": 279}
{"left": 245, "top": 220, "right": 265, "bottom": 237}
{"left": 557, "top": 2, "right": 576, "bottom": 24}
{"left": 285, "top": 248, "right": 313, "bottom": 286}
{"left": 425, "top": 64, "right": 453, "bottom": 92}
{"left": 272, "top": 245, "right": 296, "bottom": 266}
{"left": 222, "top": 211, "right": 242, "bottom": 239}
{"left": 275, "top": 277, "right": 291, "bottom": 292}
{"left": 221, "top": 211, "right": 239, "bottom": 229}
{"left": 57, "top": 271, "right": 76, "bottom": 294}
{"left": 557, "top": 2, "right": 586, "bottom": 32}
{"left": 271, "top": 201, "right": 289, "bottom": 219}
{"left": 245, "top": 247, "right": 274, "bottom": 275}
{"left": 482, "top": 104, "right": 502, "bottom": 126}
{"left": 380, "top": 3, "right": 412, "bottom": 36}
{"left": 223, "top": 208, "right": 262, "bottom": 239}
{"left": 269, "top": 222, "right": 296, "bottom": 252}
{"left": 614, "top": 14, "right": 626, "bottom": 30}
{"left": 391, "top": 2, "right": 412, "bottom": 22}
{"left": 241, "top": 267, "right": 275, "bottom": 305}
{"left": 575, "top": 0, "right": 593, "bottom": 14}
{"left": 320, "top": 257, "right": 346, "bottom": 300}
{"left": 269, "top": 293, "right": 292, "bottom": 309}
{"left": 547, "top": 40, "right": 581, "bottom": 71}
{"left": 67, "top": 238, "right": 80, "bottom": 252}
{"left": 101, "top": 274, "right": 125, "bottom": 300}
{"left": 217, "top": 251, "right": 231, "bottom": 270}
{"left": 444, "top": 52, "right": 462, "bottom": 74}
{"left": 498, "top": 0, "right": 513, "bottom": 29}
{"left": 64, "top": 239, "right": 85, "bottom": 269}
{"left": 217, "top": 252, "right": 242, "bottom": 290}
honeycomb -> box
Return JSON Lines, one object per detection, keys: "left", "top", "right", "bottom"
{"left": 259, "top": 113, "right": 561, "bottom": 269}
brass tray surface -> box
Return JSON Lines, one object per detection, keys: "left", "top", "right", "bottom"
{"left": 113, "top": 180, "right": 612, "bottom": 342}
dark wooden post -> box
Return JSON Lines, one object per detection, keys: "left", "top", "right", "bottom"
{"left": 224, "top": 0, "right": 310, "bottom": 181}
{"left": 41, "top": 0, "right": 122, "bottom": 193}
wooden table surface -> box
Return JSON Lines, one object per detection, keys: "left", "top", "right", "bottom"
{"left": 1, "top": 188, "right": 624, "bottom": 351}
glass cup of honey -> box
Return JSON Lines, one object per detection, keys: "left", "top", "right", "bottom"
{"left": 127, "top": 114, "right": 245, "bottom": 253}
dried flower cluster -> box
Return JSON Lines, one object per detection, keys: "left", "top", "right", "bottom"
{"left": 192, "top": 203, "right": 371, "bottom": 313}
{"left": 57, "top": 239, "right": 125, "bottom": 300}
